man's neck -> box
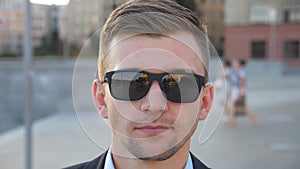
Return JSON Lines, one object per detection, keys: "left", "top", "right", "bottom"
{"left": 111, "top": 141, "right": 191, "bottom": 169}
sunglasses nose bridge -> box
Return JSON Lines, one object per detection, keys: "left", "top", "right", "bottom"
{"left": 148, "top": 73, "right": 166, "bottom": 94}
{"left": 142, "top": 79, "right": 168, "bottom": 112}
{"left": 147, "top": 80, "right": 163, "bottom": 95}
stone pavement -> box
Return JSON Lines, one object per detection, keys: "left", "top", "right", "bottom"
{"left": 0, "top": 75, "right": 300, "bottom": 169}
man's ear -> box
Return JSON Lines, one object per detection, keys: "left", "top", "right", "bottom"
{"left": 199, "top": 84, "right": 214, "bottom": 120}
{"left": 92, "top": 80, "right": 108, "bottom": 119}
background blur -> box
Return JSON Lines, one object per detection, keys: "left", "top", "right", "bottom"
{"left": 0, "top": 0, "right": 300, "bottom": 169}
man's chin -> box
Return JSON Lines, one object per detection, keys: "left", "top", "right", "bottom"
{"left": 137, "top": 147, "right": 179, "bottom": 161}
{"left": 129, "top": 137, "right": 186, "bottom": 161}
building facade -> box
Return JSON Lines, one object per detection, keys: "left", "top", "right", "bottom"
{"left": 0, "top": 0, "right": 23, "bottom": 56}
{"left": 195, "top": 0, "right": 225, "bottom": 56}
{"left": 31, "top": 4, "right": 53, "bottom": 48}
{"left": 59, "top": 0, "right": 126, "bottom": 50}
{"left": 225, "top": 0, "right": 300, "bottom": 66}
{"left": 60, "top": 0, "right": 225, "bottom": 56}
{"left": 0, "top": 0, "right": 225, "bottom": 57}
{"left": 0, "top": 0, "right": 60, "bottom": 56}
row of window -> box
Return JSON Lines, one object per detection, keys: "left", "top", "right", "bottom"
{"left": 0, "top": 44, "right": 22, "bottom": 52}
{"left": 252, "top": 41, "right": 299, "bottom": 59}
{"left": 284, "top": 10, "right": 300, "bottom": 23}
{"left": 250, "top": 5, "right": 300, "bottom": 24}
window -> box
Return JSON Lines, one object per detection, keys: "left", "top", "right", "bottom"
{"left": 251, "top": 41, "right": 266, "bottom": 59}
{"left": 283, "top": 4, "right": 300, "bottom": 23}
{"left": 290, "top": 9, "right": 300, "bottom": 23}
{"left": 284, "top": 11, "right": 290, "bottom": 23}
{"left": 249, "top": 4, "right": 272, "bottom": 24}
{"left": 284, "top": 41, "right": 299, "bottom": 59}
{"left": 220, "top": 36, "right": 224, "bottom": 44}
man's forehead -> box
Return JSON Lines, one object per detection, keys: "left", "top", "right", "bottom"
{"left": 109, "top": 32, "right": 202, "bottom": 52}
{"left": 107, "top": 32, "right": 206, "bottom": 74}
{"left": 113, "top": 49, "right": 202, "bottom": 74}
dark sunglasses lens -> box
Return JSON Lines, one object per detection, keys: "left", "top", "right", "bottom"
{"left": 162, "top": 73, "right": 201, "bottom": 103}
{"left": 110, "top": 72, "right": 149, "bottom": 100}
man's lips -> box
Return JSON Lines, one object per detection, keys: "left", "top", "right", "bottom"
{"left": 135, "top": 125, "right": 170, "bottom": 135}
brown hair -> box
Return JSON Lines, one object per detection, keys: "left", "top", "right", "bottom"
{"left": 98, "top": 0, "right": 209, "bottom": 82}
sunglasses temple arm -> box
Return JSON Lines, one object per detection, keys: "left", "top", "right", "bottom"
{"left": 94, "top": 69, "right": 107, "bottom": 84}
{"left": 95, "top": 69, "right": 99, "bottom": 80}
{"left": 204, "top": 82, "right": 212, "bottom": 87}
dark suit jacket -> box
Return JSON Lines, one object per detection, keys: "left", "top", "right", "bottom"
{"left": 63, "top": 151, "right": 210, "bottom": 169}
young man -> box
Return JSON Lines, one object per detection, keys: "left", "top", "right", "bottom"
{"left": 65, "top": 0, "right": 214, "bottom": 168}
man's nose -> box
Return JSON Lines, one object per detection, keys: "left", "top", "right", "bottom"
{"left": 140, "top": 81, "right": 168, "bottom": 113}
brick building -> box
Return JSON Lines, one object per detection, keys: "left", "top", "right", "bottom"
{"left": 225, "top": 0, "right": 300, "bottom": 66}
{"left": 195, "top": 0, "right": 225, "bottom": 56}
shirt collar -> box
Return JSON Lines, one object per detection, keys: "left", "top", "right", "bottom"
{"left": 103, "top": 147, "right": 115, "bottom": 169}
{"left": 184, "top": 153, "right": 194, "bottom": 169}
{"left": 104, "top": 147, "right": 193, "bottom": 169}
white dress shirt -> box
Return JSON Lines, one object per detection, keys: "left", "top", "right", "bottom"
{"left": 104, "top": 148, "right": 193, "bottom": 169}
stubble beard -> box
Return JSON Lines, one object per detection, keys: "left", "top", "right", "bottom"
{"left": 118, "top": 121, "right": 198, "bottom": 161}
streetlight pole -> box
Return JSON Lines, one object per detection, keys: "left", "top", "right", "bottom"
{"left": 23, "top": 1, "right": 70, "bottom": 169}
{"left": 23, "top": 0, "right": 33, "bottom": 169}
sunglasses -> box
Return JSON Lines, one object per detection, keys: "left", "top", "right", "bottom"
{"left": 101, "top": 70, "right": 205, "bottom": 103}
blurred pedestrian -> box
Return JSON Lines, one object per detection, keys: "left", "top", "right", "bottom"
{"left": 215, "top": 59, "right": 233, "bottom": 118}
{"left": 227, "top": 59, "right": 258, "bottom": 127}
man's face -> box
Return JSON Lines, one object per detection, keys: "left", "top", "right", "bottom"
{"left": 94, "top": 32, "right": 213, "bottom": 160}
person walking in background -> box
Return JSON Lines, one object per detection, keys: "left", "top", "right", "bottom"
{"left": 215, "top": 59, "right": 233, "bottom": 119}
{"left": 227, "top": 59, "right": 258, "bottom": 127}
{"left": 222, "top": 59, "right": 233, "bottom": 118}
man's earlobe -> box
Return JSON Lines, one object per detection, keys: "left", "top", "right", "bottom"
{"left": 92, "top": 80, "right": 108, "bottom": 119}
{"left": 199, "top": 84, "right": 214, "bottom": 120}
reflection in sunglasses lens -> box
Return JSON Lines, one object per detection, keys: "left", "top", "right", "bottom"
{"left": 129, "top": 73, "right": 149, "bottom": 100}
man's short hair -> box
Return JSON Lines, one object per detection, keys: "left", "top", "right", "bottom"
{"left": 98, "top": 0, "right": 209, "bottom": 83}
